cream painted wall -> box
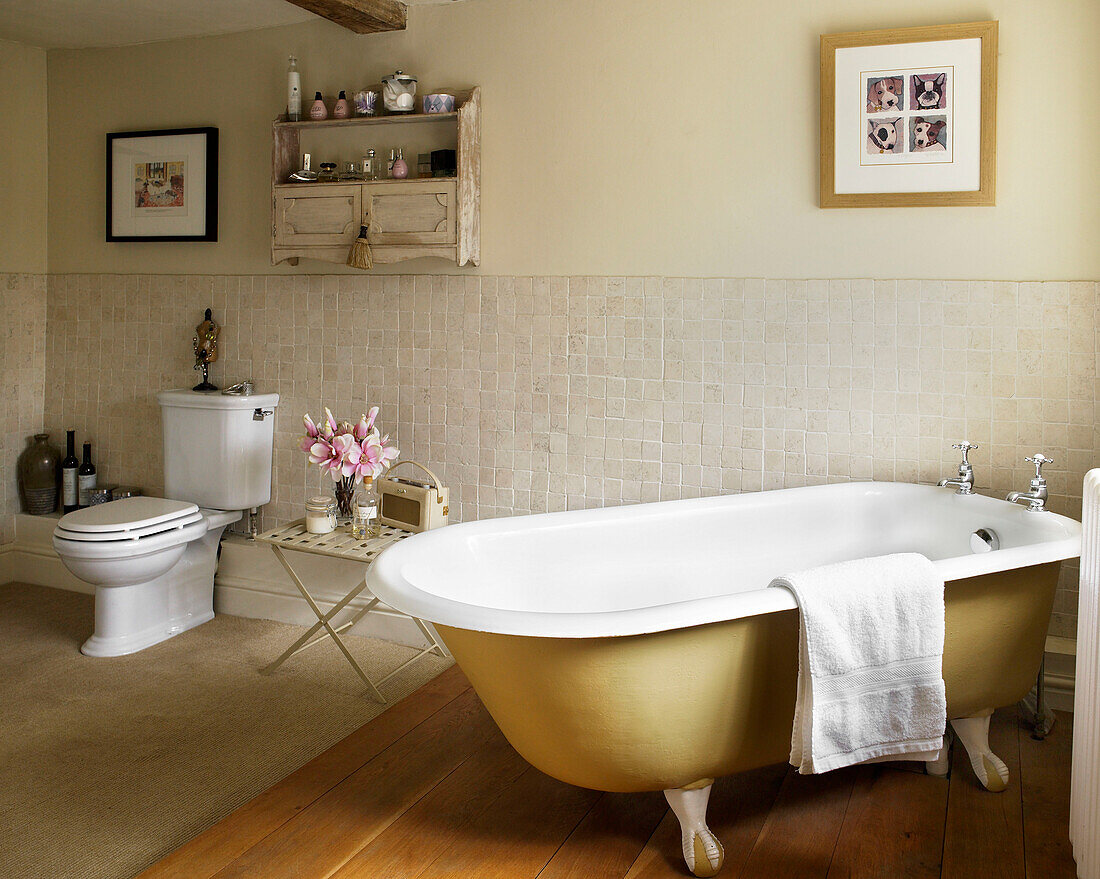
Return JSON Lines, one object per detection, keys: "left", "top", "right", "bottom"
{"left": 1, "top": 39, "right": 48, "bottom": 273}
{"left": 45, "top": 0, "right": 1100, "bottom": 279}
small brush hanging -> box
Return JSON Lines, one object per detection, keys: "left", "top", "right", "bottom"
{"left": 346, "top": 225, "right": 373, "bottom": 270}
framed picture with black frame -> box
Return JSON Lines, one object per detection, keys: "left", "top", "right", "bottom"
{"left": 106, "top": 127, "right": 218, "bottom": 241}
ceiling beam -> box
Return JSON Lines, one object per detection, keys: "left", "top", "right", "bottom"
{"left": 285, "top": 0, "right": 407, "bottom": 34}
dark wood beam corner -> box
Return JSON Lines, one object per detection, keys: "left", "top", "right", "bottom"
{"left": 286, "top": 0, "right": 407, "bottom": 34}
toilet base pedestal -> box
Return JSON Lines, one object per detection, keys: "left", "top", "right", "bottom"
{"left": 79, "top": 517, "right": 233, "bottom": 657}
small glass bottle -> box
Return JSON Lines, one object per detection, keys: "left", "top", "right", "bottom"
{"left": 309, "top": 91, "right": 328, "bottom": 120}
{"left": 385, "top": 148, "right": 397, "bottom": 179}
{"left": 361, "top": 149, "right": 377, "bottom": 180}
{"left": 350, "top": 480, "right": 380, "bottom": 539}
{"left": 286, "top": 55, "right": 301, "bottom": 122}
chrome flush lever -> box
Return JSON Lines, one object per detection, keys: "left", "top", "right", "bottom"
{"left": 253, "top": 408, "right": 274, "bottom": 421}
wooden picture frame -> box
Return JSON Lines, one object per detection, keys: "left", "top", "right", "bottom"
{"left": 820, "top": 21, "right": 997, "bottom": 208}
{"left": 106, "top": 127, "right": 218, "bottom": 241}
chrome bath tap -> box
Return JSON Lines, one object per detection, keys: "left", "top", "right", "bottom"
{"left": 1006, "top": 454, "right": 1052, "bottom": 512}
{"left": 938, "top": 442, "right": 977, "bottom": 495}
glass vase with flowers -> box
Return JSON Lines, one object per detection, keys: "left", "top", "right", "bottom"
{"left": 298, "top": 406, "right": 399, "bottom": 522}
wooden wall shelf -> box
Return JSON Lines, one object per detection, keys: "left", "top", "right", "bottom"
{"left": 271, "top": 87, "right": 480, "bottom": 268}
{"left": 274, "top": 112, "right": 459, "bottom": 130}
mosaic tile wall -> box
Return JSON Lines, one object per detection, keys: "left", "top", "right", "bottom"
{"left": 43, "top": 274, "right": 1098, "bottom": 638}
{"left": 1, "top": 274, "right": 47, "bottom": 543}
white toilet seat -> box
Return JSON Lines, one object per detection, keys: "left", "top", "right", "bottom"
{"left": 54, "top": 497, "right": 208, "bottom": 560}
{"left": 54, "top": 517, "right": 208, "bottom": 560}
{"left": 57, "top": 497, "right": 200, "bottom": 538}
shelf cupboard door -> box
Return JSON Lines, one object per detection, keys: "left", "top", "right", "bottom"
{"left": 274, "top": 185, "right": 362, "bottom": 246}
{"left": 364, "top": 180, "right": 457, "bottom": 246}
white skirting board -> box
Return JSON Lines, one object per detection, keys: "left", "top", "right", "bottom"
{"left": 214, "top": 534, "right": 432, "bottom": 647}
{"left": 2, "top": 513, "right": 429, "bottom": 648}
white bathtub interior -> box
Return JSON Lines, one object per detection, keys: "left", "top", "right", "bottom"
{"left": 370, "top": 482, "right": 1081, "bottom": 638}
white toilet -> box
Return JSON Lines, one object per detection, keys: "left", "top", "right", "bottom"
{"left": 53, "top": 389, "right": 279, "bottom": 657}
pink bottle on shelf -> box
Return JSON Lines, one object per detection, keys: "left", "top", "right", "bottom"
{"left": 391, "top": 148, "right": 409, "bottom": 179}
{"left": 333, "top": 90, "right": 350, "bottom": 118}
{"left": 309, "top": 92, "right": 328, "bottom": 120}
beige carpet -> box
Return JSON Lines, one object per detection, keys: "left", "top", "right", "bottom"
{"left": 0, "top": 581, "right": 453, "bottom": 879}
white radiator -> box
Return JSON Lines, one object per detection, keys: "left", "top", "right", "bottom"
{"left": 1072, "top": 469, "right": 1100, "bottom": 877}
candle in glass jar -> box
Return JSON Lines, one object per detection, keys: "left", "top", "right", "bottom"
{"left": 305, "top": 496, "right": 338, "bottom": 534}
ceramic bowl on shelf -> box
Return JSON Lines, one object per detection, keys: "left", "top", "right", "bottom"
{"left": 423, "top": 93, "right": 456, "bottom": 114}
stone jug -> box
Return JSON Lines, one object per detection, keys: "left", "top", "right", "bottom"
{"left": 17, "top": 433, "right": 60, "bottom": 515}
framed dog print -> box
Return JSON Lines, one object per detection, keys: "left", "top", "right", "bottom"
{"left": 820, "top": 21, "right": 996, "bottom": 207}
{"left": 107, "top": 127, "right": 218, "bottom": 241}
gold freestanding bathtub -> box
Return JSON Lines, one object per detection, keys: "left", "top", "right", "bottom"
{"left": 368, "top": 482, "right": 1081, "bottom": 877}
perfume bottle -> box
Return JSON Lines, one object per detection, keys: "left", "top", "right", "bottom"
{"left": 385, "top": 148, "right": 397, "bottom": 179}
{"left": 334, "top": 90, "right": 350, "bottom": 118}
{"left": 309, "top": 92, "right": 328, "bottom": 120}
{"left": 286, "top": 55, "right": 301, "bottom": 121}
{"left": 361, "top": 149, "right": 377, "bottom": 180}
{"left": 391, "top": 148, "right": 409, "bottom": 179}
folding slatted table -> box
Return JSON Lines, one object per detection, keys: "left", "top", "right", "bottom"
{"left": 255, "top": 519, "right": 447, "bottom": 702}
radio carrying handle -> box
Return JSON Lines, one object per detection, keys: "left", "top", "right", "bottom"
{"left": 385, "top": 460, "right": 445, "bottom": 504}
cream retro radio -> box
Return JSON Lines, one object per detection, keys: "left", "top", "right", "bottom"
{"left": 377, "top": 461, "right": 449, "bottom": 533}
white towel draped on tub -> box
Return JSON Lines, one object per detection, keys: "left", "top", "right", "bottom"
{"left": 769, "top": 552, "right": 947, "bottom": 774}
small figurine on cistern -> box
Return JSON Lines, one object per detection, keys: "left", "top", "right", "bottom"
{"left": 192, "top": 308, "right": 220, "bottom": 391}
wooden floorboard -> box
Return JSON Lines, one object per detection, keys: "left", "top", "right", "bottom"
{"left": 942, "top": 709, "right": 1025, "bottom": 879}
{"left": 146, "top": 675, "right": 1079, "bottom": 879}
{"left": 736, "top": 767, "right": 861, "bottom": 879}
{"left": 211, "top": 687, "right": 491, "bottom": 879}
{"left": 826, "top": 763, "right": 949, "bottom": 879}
{"left": 328, "top": 722, "right": 529, "bottom": 878}
{"left": 537, "top": 791, "right": 669, "bottom": 879}
{"left": 1019, "top": 711, "right": 1077, "bottom": 879}
{"left": 136, "top": 664, "right": 470, "bottom": 879}
{"left": 413, "top": 764, "right": 601, "bottom": 878}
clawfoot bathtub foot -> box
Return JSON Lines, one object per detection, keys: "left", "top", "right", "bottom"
{"left": 664, "top": 779, "right": 724, "bottom": 878}
{"left": 924, "top": 737, "right": 951, "bottom": 778}
{"left": 951, "top": 712, "right": 1009, "bottom": 792}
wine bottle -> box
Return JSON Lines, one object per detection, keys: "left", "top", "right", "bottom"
{"left": 62, "top": 430, "right": 79, "bottom": 513}
{"left": 78, "top": 442, "right": 97, "bottom": 508}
